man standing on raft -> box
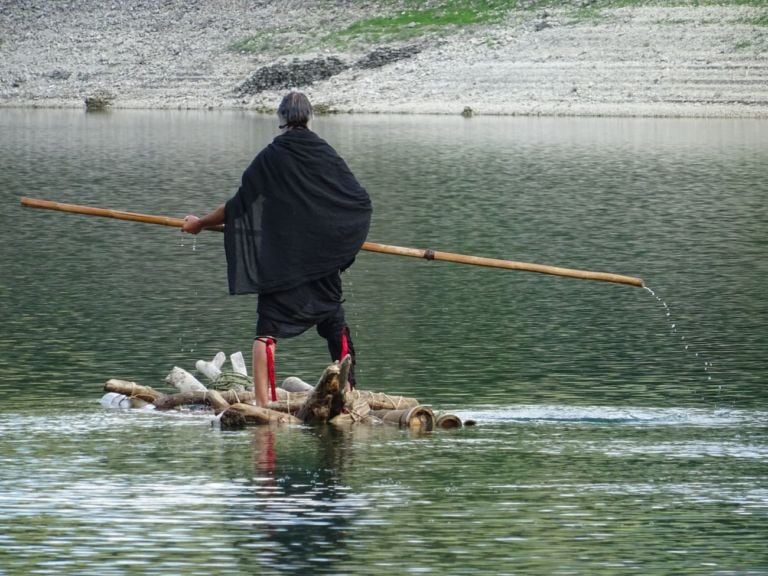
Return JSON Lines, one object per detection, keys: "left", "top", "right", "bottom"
{"left": 182, "top": 91, "right": 372, "bottom": 406}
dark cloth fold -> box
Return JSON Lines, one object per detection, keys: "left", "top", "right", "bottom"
{"left": 256, "top": 271, "right": 344, "bottom": 338}
{"left": 224, "top": 129, "right": 372, "bottom": 295}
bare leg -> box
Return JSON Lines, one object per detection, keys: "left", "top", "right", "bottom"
{"left": 252, "top": 337, "right": 274, "bottom": 407}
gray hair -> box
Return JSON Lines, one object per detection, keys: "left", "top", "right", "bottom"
{"left": 277, "top": 91, "right": 313, "bottom": 128}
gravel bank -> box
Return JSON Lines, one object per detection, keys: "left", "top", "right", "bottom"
{"left": 1, "top": 0, "right": 767, "bottom": 117}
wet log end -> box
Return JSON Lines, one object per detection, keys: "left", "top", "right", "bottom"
{"left": 104, "top": 379, "right": 164, "bottom": 403}
{"left": 436, "top": 414, "right": 463, "bottom": 429}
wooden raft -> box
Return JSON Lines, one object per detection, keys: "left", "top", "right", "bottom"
{"left": 103, "top": 354, "right": 471, "bottom": 432}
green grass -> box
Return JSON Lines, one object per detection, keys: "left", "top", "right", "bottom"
{"left": 753, "top": 14, "right": 768, "bottom": 26}
{"left": 342, "top": 1, "right": 507, "bottom": 31}
{"left": 330, "top": 0, "right": 514, "bottom": 46}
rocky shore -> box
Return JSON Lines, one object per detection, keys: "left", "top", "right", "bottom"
{"left": 1, "top": 0, "right": 767, "bottom": 117}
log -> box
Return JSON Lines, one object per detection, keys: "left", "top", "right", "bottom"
{"left": 329, "top": 413, "right": 379, "bottom": 426}
{"left": 206, "top": 390, "right": 299, "bottom": 429}
{"left": 209, "top": 388, "right": 255, "bottom": 405}
{"left": 140, "top": 388, "right": 257, "bottom": 410}
{"left": 329, "top": 395, "right": 374, "bottom": 426}
{"left": 297, "top": 355, "right": 351, "bottom": 424}
{"left": 113, "top": 362, "right": 414, "bottom": 415}
{"left": 371, "top": 406, "right": 436, "bottom": 431}
{"left": 212, "top": 387, "right": 416, "bottom": 416}
{"left": 265, "top": 393, "right": 307, "bottom": 414}
{"left": 147, "top": 390, "right": 199, "bottom": 410}
{"left": 205, "top": 389, "right": 230, "bottom": 413}
{"left": 346, "top": 390, "right": 419, "bottom": 411}
{"left": 269, "top": 388, "right": 419, "bottom": 411}
{"left": 275, "top": 388, "right": 309, "bottom": 403}
{"left": 228, "top": 403, "right": 301, "bottom": 426}
{"left": 435, "top": 413, "right": 463, "bottom": 429}
{"left": 196, "top": 384, "right": 301, "bottom": 428}
{"left": 104, "top": 379, "right": 164, "bottom": 403}
{"left": 150, "top": 387, "right": 306, "bottom": 412}
{"left": 104, "top": 358, "right": 472, "bottom": 431}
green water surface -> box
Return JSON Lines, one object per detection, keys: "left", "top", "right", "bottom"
{"left": 0, "top": 110, "right": 766, "bottom": 575}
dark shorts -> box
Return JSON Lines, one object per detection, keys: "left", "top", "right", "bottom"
{"left": 256, "top": 272, "right": 346, "bottom": 339}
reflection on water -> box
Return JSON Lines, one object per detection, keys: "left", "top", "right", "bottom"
{"left": 0, "top": 406, "right": 765, "bottom": 575}
{"left": 461, "top": 404, "right": 768, "bottom": 428}
{"left": 1, "top": 110, "right": 767, "bottom": 574}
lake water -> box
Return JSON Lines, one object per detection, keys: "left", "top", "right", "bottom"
{"left": 0, "top": 109, "right": 766, "bottom": 575}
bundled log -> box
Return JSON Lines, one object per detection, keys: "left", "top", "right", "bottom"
{"left": 266, "top": 388, "right": 420, "bottom": 411}
{"left": 199, "top": 387, "right": 301, "bottom": 429}
{"left": 436, "top": 413, "right": 463, "bottom": 429}
{"left": 371, "top": 406, "right": 436, "bottom": 432}
{"left": 222, "top": 403, "right": 301, "bottom": 427}
{"left": 105, "top": 379, "right": 163, "bottom": 403}
{"left": 102, "top": 352, "right": 470, "bottom": 431}
{"left": 328, "top": 395, "right": 375, "bottom": 426}
{"left": 346, "top": 389, "right": 419, "bottom": 411}
{"left": 263, "top": 394, "right": 306, "bottom": 414}
{"left": 153, "top": 389, "right": 253, "bottom": 410}
{"left": 105, "top": 379, "right": 256, "bottom": 408}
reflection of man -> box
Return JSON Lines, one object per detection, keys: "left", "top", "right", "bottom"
{"left": 251, "top": 427, "right": 276, "bottom": 479}
{"left": 183, "top": 91, "right": 372, "bottom": 406}
{"left": 247, "top": 427, "right": 357, "bottom": 572}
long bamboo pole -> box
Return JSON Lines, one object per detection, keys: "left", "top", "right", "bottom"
{"left": 20, "top": 196, "right": 223, "bottom": 231}
{"left": 20, "top": 196, "right": 644, "bottom": 287}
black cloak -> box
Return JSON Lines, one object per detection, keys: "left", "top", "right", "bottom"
{"left": 224, "top": 129, "right": 372, "bottom": 295}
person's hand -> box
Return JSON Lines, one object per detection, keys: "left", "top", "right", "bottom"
{"left": 182, "top": 215, "right": 203, "bottom": 235}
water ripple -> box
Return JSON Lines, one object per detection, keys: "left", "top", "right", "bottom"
{"left": 455, "top": 405, "right": 768, "bottom": 428}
